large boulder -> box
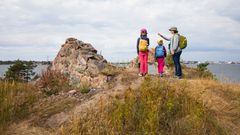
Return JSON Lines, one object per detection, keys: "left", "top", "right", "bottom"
{"left": 51, "top": 38, "right": 108, "bottom": 88}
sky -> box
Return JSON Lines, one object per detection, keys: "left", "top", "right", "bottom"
{"left": 0, "top": 0, "right": 239, "bottom": 62}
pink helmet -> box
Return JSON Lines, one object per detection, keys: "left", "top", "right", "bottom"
{"left": 140, "top": 28, "right": 148, "bottom": 34}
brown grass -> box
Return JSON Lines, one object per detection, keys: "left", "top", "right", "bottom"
{"left": 182, "top": 65, "right": 214, "bottom": 80}
{"left": 0, "top": 81, "right": 38, "bottom": 133}
{"left": 1, "top": 66, "right": 240, "bottom": 135}
{"left": 77, "top": 80, "right": 91, "bottom": 94}
{"left": 101, "top": 64, "right": 123, "bottom": 76}
{"left": 57, "top": 77, "right": 232, "bottom": 135}
{"left": 186, "top": 79, "right": 240, "bottom": 135}
{"left": 37, "top": 69, "right": 71, "bottom": 96}
{"left": 30, "top": 95, "right": 77, "bottom": 127}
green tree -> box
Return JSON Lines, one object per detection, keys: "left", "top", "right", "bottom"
{"left": 197, "top": 63, "right": 209, "bottom": 72}
{"left": 23, "top": 61, "right": 37, "bottom": 82}
{"left": 196, "top": 62, "right": 213, "bottom": 78}
{"left": 4, "top": 60, "right": 37, "bottom": 82}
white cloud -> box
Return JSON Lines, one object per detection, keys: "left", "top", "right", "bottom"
{"left": 0, "top": 0, "right": 239, "bottom": 62}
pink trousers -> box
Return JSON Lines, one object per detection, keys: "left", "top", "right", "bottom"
{"left": 139, "top": 51, "right": 148, "bottom": 74}
{"left": 156, "top": 58, "right": 165, "bottom": 74}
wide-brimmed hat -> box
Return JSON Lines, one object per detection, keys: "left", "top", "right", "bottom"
{"left": 169, "top": 27, "right": 178, "bottom": 32}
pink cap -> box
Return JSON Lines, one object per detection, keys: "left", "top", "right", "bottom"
{"left": 140, "top": 28, "right": 148, "bottom": 34}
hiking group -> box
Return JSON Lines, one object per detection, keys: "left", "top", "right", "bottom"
{"left": 136, "top": 27, "right": 187, "bottom": 79}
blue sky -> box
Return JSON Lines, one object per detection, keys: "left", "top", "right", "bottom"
{"left": 0, "top": 0, "right": 239, "bottom": 62}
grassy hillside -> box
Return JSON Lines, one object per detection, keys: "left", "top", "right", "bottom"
{"left": 58, "top": 77, "right": 240, "bottom": 135}
{"left": 0, "top": 66, "right": 240, "bottom": 135}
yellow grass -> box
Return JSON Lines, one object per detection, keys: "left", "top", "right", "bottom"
{"left": 1, "top": 67, "right": 240, "bottom": 135}
{"left": 57, "top": 76, "right": 240, "bottom": 135}
{"left": 0, "top": 81, "right": 38, "bottom": 132}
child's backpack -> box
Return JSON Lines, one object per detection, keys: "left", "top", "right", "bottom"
{"left": 155, "top": 46, "right": 164, "bottom": 58}
{"left": 139, "top": 38, "right": 148, "bottom": 52}
{"left": 179, "top": 35, "right": 187, "bottom": 49}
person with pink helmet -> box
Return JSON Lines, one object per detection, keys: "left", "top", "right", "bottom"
{"left": 137, "top": 28, "right": 150, "bottom": 76}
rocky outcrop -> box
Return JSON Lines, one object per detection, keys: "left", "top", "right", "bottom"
{"left": 51, "top": 37, "right": 108, "bottom": 88}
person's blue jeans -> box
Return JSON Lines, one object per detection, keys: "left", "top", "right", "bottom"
{"left": 173, "top": 51, "right": 182, "bottom": 77}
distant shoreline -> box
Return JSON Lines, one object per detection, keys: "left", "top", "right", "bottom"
{"left": 0, "top": 61, "right": 51, "bottom": 65}
{"left": 0, "top": 61, "right": 240, "bottom": 65}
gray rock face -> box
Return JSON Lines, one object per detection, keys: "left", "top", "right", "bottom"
{"left": 51, "top": 38, "right": 108, "bottom": 87}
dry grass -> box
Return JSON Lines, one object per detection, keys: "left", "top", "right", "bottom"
{"left": 77, "top": 80, "right": 91, "bottom": 94}
{"left": 182, "top": 65, "right": 214, "bottom": 80}
{"left": 37, "top": 69, "right": 71, "bottom": 96}
{"left": 1, "top": 66, "right": 239, "bottom": 135}
{"left": 120, "top": 68, "right": 139, "bottom": 85}
{"left": 186, "top": 79, "right": 240, "bottom": 135}
{"left": 1, "top": 69, "right": 78, "bottom": 133}
{"left": 57, "top": 77, "right": 230, "bottom": 135}
{"left": 30, "top": 95, "right": 77, "bottom": 127}
{"left": 101, "top": 64, "right": 123, "bottom": 76}
{"left": 101, "top": 64, "right": 126, "bottom": 90}
{"left": 4, "top": 121, "right": 51, "bottom": 135}
{"left": 0, "top": 81, "right": 38, "bottom": 133}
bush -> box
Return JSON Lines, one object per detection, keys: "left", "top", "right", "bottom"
{"left": 196, "top": 63, "right": 214, "bottom": 79}
{"left": 0, "top": 81, "right": 38, "bottom": 132}
{"left": 37, "top": 69, "right": 71, "bottom": 96}
{"left": 197, "top": 63, "right": 209, "bottom": 72}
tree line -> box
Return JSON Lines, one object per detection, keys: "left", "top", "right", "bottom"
{"left": 0, "top": 60, "right": 51, "bottom": 65}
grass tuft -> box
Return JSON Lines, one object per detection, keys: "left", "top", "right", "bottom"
{"left": 78, "top": 80, "right": 91, "bottom": 94}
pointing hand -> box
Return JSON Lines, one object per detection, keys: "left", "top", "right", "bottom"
{"left": 158, "top": 33, "right": 162, "bottom": 36}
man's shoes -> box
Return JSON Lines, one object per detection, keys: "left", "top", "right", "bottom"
{"left": 174, "top": 75, "right": 182, "bottom": 79}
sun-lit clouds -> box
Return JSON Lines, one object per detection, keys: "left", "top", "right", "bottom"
{"left": 0, "top": 0, "right": 239, "bottom": 62}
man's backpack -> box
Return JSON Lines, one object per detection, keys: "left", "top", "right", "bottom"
{"left": 139, "top": 38, "right": 148, "bottom": 52}
{"left": 179, "top": 35, "right": 187, "bottom": 49}
{"left": 155, "top": 46, "right": 164, "bottom": 58}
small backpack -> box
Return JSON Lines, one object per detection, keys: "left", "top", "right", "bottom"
{"left": 155, "top": 46, "right": 164, "bottom": 58}
{"left": 179, "top": 35, "right": 187, "bottom": 49}
{"left": 139, "top": 38, "right": 148, "bottom": 52}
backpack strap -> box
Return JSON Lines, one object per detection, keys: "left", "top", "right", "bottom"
{"left": 177, "top": 34, "right": 181, "bottom": 50}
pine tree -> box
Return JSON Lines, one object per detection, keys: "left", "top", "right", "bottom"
{"left": 4, "top": 60, "right": 37, "bottom": 82}
{"left": 23, "top": 61, "right": 37, "bottom": 82}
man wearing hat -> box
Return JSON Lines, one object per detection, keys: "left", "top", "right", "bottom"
{"left": 158, "top": 27, "right": 182, "bottom": 79}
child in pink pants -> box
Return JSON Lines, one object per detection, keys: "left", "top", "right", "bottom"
{"left": 139, "top": 51, "right": 148, "bottom": 75}
{"left": 137, "top": 28, "right": 150, "bottom": 76}
{"left": 155, "top": 39, "right": 166, "bottom": 77}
